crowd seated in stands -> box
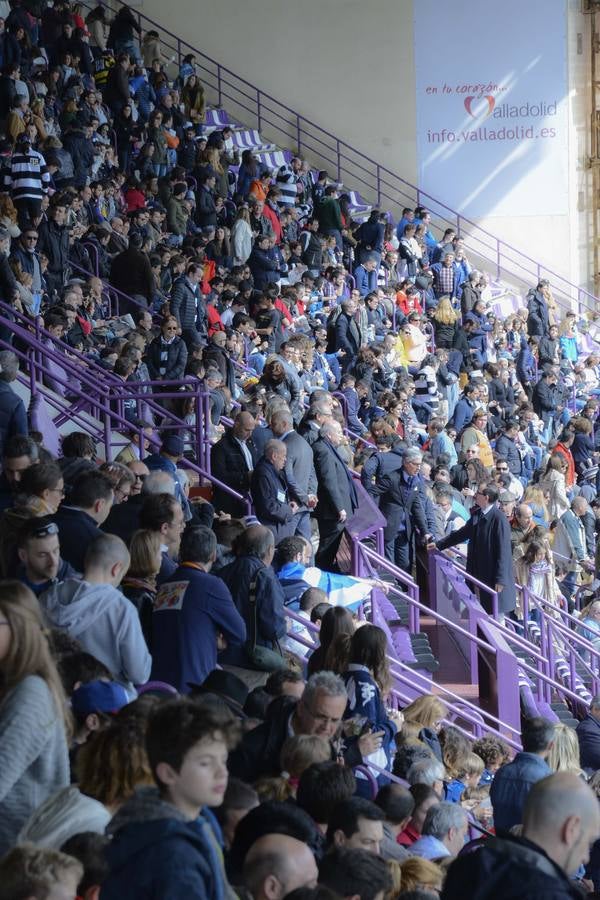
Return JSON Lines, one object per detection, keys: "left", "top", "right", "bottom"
{"left": 3, "top": 3, "right": 600, "bottom": 898}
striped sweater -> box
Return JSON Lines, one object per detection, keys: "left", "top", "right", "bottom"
{"left": 6, "top": 147, "right": 50, "bottom": 201}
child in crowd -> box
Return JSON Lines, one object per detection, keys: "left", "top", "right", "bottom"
{"left": 472, "top": 735, "right": 512, "bottom": 786}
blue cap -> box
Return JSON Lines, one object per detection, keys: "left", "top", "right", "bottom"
{"left": 71, "top": 680, "right": 129, "bottom": 716}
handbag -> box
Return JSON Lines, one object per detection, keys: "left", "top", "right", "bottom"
{"left": 245, "top": 573, "right": 287, "bottom": 672}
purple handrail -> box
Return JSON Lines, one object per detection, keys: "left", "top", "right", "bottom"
{"left": 80, "top": 0, "right": 599, "bottom": 317}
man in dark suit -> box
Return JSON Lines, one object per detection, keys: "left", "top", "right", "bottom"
{"left": 373, "top": 447, "right": 430, "bottom": 572}
{"left": 251, "top": 439, "right": 299, "bottom": 543}
{"left": 271, "top": 408, "right": 317, "bottom": 541}
{"left": 313, "top": 419, "right": 359, "bottom": 569}
{"left": 577, "top": 695, "right": 600, "bottom": 772}
{"left": 211, "top": 411, "right": 258, "bottom": 517}
{"left": 435, "top": 482, "right": 516, "bottom": 617}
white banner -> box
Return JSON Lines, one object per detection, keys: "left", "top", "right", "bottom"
{"left": 414, "top": 0, "right": 568, "bottom": 218}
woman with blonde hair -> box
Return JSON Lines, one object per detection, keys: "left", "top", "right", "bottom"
{"left": 546, "top": 723, "right": 584, "bottom": 777}
{"left": 403, "top": 694, "right": 448, "bottom": 761}
{"left": 120, "top": 529, "right": 162, "bottom": 649}
{"left": 521, "top": 485, "right": 550, "bottom": 529}
{"left": 430, "top": 296, "right": 459, "bottom": 349}
{"left": 385, "top": 856, "right": 444, "bottom": 897}
{"left": 0, "top": 582, "right": 70, "bottom": 855}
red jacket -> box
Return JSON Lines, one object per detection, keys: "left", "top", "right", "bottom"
{"left": 263, "top": 202, "right": 282, "bottom": 244}
{"left": 207, "top": 303, "right": 224, "bottom": 337}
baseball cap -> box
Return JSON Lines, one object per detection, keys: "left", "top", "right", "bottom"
{"left": 161, "top": 434, "right": 185, "bottom": 456}
{"left": 71, "top": 680, "right": 129, "bottom": 716}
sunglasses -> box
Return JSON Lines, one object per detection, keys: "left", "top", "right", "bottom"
{"left": 134, "top": 473, "right": 147, "bottom": 481}
{"left": 30, "top": 522, "right": 59, "bottom": 539}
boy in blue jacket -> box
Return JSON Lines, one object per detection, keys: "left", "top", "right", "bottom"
{"left": 102, "top": 698, "right": 239, "bottom": 900}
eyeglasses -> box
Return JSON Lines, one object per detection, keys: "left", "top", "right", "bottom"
{"left": 24, "top": 234, "right": 37, "bottom": 240}
{"left": 134, "top": 473, "right": 147, "bottom": 482}
{"left": 49, "top": 486, "right": 65, "bottom": 496}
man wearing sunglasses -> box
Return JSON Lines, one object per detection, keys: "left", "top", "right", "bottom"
{"left": 15, "top": 517, "right": 77, "bottom": 597}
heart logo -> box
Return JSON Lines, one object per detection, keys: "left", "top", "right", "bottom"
{"left": 464, "top": 96, "right": 495, "bottom": 119}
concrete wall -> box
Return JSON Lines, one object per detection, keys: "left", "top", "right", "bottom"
{"left": 137, "top": 0, "right": 592, "bottom": 297}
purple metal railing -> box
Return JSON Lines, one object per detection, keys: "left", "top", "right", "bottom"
{"left": 79, "top": 0, "right": 599, "bottom": 316}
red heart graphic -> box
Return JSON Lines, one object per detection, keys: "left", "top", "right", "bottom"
{"left": 464, "top": 96, "right": 495, "bottom": 119}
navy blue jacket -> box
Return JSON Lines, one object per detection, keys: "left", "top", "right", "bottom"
{"left": 248, "top": 245, "right": 280, "bottom": 290}
{"left": 250, "top": 458, "right": 297, "bottom": 543}
{"left": 489, "top": 751, "right": 552, "bottom": 833}
{"left": 353, "top": 264, "right": 378, "bottom": 297}
{"left": 465, "top": 310, "right": 493, "bottom": 353}
{"left": 51, "top": 506, "right": 103, "bottom": 572}
{"left": 0, "top": 380, "right": 27, "bottom": 461}
{"left": 450, "top": 396, "right": 476, "bottom": 433}
{"left": 151, "top": 564, "right": 246, "bottom": 692}
{"left": 577, "top": 713, "right": 600, "bottom": 771}
{"left": 218, "top": 555, "right": 286, "bottom": 667}
{"left": 495, "top": 433, "right": 522, "bottom": 476}
{"left": 102, "top": 789, "right": 226, "bottom": 900}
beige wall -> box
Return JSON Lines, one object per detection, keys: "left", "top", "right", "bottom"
{"left": 138, "top": 0, "right": 592, "bottom": 299}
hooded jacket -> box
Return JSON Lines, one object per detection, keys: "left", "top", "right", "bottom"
{"left": 39, "top": 578, "right": 152, "bottom": 693}
{"left": 18, "top": 784, "right": 111, "bottom": 849}
{"left": 102, "top": 787, "right": 229, "bottom": 900}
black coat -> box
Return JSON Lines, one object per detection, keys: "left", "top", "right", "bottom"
{"left": 374, "top": 469, "right": 428, "bottom": 544}
{"left": 145, "top": 336, "right": 187, "bottom": 382}
{"left": 228, "top": 695, "right": 363, "bottom": 783}
{"left": 0, "top": 381, "right": 27, "bottom": 461}
{"left": 210, "top": 430, "right": 258, "bottom": 516}
{"left": 576, "top": 713, "right": 600, "bottom": 771}
{"left": 532, "top": 378, "right": 557, "bottom": 426}
{"left": 250, "top": 458, "right": 296, "bottom": 543}
{"left": 333, "top": 312, "right": 361, "bottom": 360}
{"left": 437, "top": 504, "right": 517, "bottom": 614}
{"left": 442, "top": 834, "right": 584, "bottom": 900}
{"left": 312, "top": 437, "right": 359, "bottom": 522}
{"left": 460, "top": 282, "right": 481, "bottom": 315}
{"left": 51, "top": 506, "right": 103, "bottom": 572}
{"left": 170, "top": 276, "right": 201, "bottom": 331}
{"left": 37, "top": 220, "right": 69, "bottom": 288}
{"left": 109, "top": 248, "right": 154, "bottom": 306}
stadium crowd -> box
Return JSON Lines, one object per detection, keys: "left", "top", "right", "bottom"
{"left": 2, "top": 2, "right": 600, "bottom": 899}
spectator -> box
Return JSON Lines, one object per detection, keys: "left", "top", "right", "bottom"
{"left": 0, "top": 845, "right": 83, "bottom": 900}
{"left": 218, "top": 524, "right": 286, "bottom": 676}
{"left": 211, "top": 411, "right": 257, "bottom": 517}
{"left": 0, "top": 433, "right": 39, "bottom": 511}
{"left": 152, "top": 525, "right": 246, "bottom": 692}
{"left": 327, "top": 797, "right": 385, "bottom": 854}
{"left": 490, "top": 716, "right": 554, "bottom": 833}
{"left": 139, "top": 491, "right": 185, "bottom": 580}
{"left": 318, "top": 847, "right": 392, "bottom": 900}
{"left": 14, "top": 516, "right": 75, "bottom": 596}
{"left": 0, "top": 582, "right": 70, "bottom": 855}
{"left": 229, "top": 671, "right": 376, "bottom": 782}
{"left": 51, "top": 469, "right": 114, "bottom": 572}
{"left": 312, "top": 419, "right": 359, "bottom": 569}
{"left": 251, "top": 438, "right": 299, "bottom": 543}
{"left": 39, "top": 533, "right": 151, "bottom": 696}
{"left": 242, "top": 833, "right": 319, "bottom": 900}
{"left": 443, "top": 772, "right": 600, "bottom": 900}
{"left": 101, "top": 698, "right": 237, "bottom": 899}
{"left": 410, "top": 802, "right": 468, "bottom": 861}
{"left": 576, "top": 694, "right": 600, "bottom": 772}
{"left": 435, "top": 483, "right": 516, "bottom": 618}
{"left": 0, "top": 349, "right": 26, "bottom": 459}
{"left": 374, "top": 783, "right": 415, "bottom": 861}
